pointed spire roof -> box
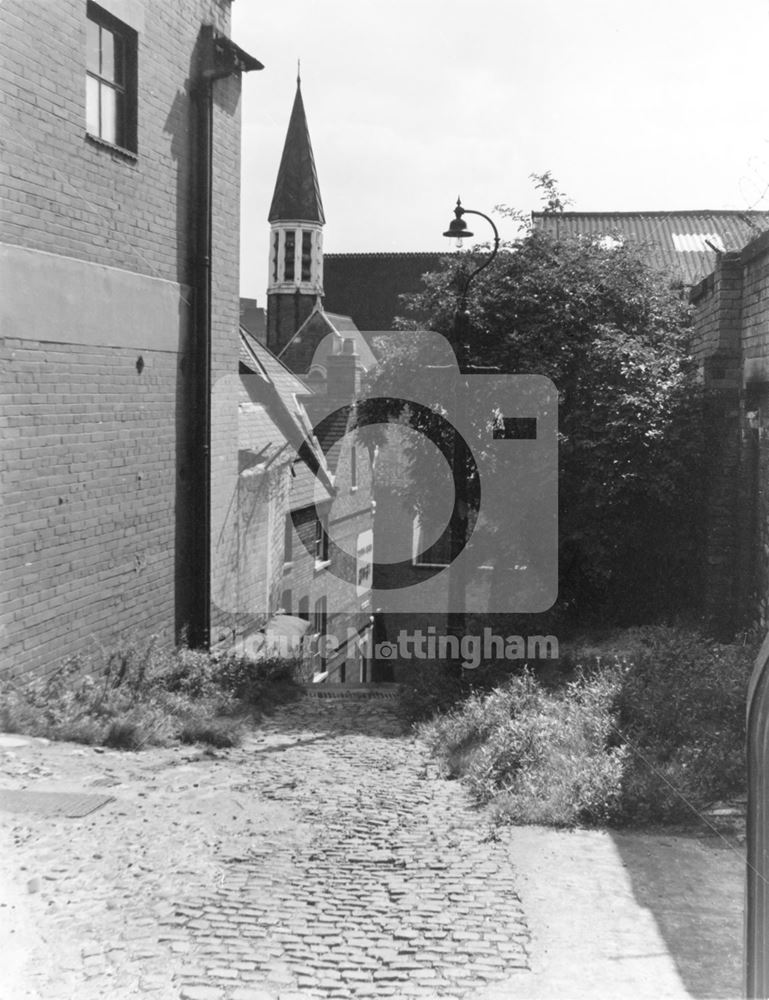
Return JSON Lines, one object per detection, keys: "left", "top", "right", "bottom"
{"left": 268, "top": 75, "right": 325, "bottom": 225}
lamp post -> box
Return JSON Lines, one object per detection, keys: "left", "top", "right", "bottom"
{"left": 441, "top": 198, "right": 500, "bottom": 645}
{"left": 442, "top": 198, "right": 500, "bottom": 369}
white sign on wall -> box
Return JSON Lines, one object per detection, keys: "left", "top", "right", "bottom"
{"left": 356, "top": 529, "right": 373, "bottom": 597}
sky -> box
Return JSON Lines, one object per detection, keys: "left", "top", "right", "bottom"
{"left": 232, "top": 0, "right": 769, "bottom": 301}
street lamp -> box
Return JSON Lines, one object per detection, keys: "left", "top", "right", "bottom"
{"left": 442, "top": 197, "right": 500, "bottom": 367}
{"left": 440, "top": 198, "right": 500, "bottom": 647}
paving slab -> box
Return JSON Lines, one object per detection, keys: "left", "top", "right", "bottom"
{"left": 478, "top": 826, "right": 743, "bottom": 999}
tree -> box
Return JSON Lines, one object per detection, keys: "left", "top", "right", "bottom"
{"left": 362, "top": 199, "right": 702, "bottom": 627}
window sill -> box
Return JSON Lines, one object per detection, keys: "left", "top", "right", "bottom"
{"left": 350, "top": 486, "right": 358, "bottom": 494}
{"left": 314, "top": 559, "right": 331, "bottom": 573}
{"left": 412, "top": 561, "right": 450, "bottom": 570}
{"left": 85, "top": 132, "right": 138, "bottom": 162}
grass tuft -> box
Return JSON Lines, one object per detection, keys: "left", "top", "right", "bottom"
{"left": 0, "top": 637, "right": 301, "bottom": 751}
{"left": 417, "top": 625, "right": 754, "bottom": 828}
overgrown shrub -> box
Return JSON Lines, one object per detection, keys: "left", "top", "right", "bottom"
{"left": 600, "top": 625, "right": 753, "bottom": 822}
{"left": 418, "top": 626, "right": 755, "bottom": 827}
{"left": 0, "top": 637, "right": 301, "bottom": 750}
{"left": 421, "top": 670, "right": 626, "bottom": 826}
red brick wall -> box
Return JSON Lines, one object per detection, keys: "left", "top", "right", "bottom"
{"left": 741, "top": 237, "right": 769, "bottom": 631}
{"left": 0, "top": 0, "right": 232, "bottom": 283}
{"left": 1, "top": 338, "right": 185, "bottom": 676}
{"left": 692, "top": 236, "right": 769, "bottom": 634}
{"left": 0, "top": 0, "right": 245, "bottom": 678}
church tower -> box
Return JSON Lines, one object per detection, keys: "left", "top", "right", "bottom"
{"left": 266, "top": 73, "right": 325, "bottom": 353}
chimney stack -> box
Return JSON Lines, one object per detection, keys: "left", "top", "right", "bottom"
{"left": 326, "top": 337, "right": 362, "bottom": 401}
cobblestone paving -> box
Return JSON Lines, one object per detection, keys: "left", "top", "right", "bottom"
{"left": 0, "top": 693, "right": 529, "bottom": 1000}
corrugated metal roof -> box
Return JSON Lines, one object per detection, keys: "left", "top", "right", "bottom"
{"left": 531, "top": 211, "right": 769, "bottom": 285}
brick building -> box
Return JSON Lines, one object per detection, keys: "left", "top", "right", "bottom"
{"left": 1, "top": 0, "right": 261, "bottom": 678}
{"left": 691, "top": 231, "right": 769, "bottom": 634}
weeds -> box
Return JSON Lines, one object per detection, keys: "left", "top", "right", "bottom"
{"left": 417, "top": 626, "right": 755, "bottom": 828}
{"left": 0, "top": 638, "right": 301, "bottom": 751}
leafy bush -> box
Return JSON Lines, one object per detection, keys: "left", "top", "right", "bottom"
{"left": 376, "top": 197, "right": 703, "bottom": 625}
{"left": 418, "top": 626, "right": 755, "bottom": 827}
{"left": 600, "top": 625, "right": 753, "bottom": 822}
{"left": 0, "top": 637, "right": 301, "bottom": 750}
{"left": 421, "top": 670, "right": 626, "bottom": 826}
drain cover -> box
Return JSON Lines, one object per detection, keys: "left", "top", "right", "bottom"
{"left": 0, "top": 789, "right": 115, "bottom": 818}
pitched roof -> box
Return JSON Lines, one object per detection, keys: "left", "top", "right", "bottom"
{"left": 241, "top": 326, "right": 310, "bottom": 398}
{"left": 268, "top": 81, "right": 325, "bottom": 224}
{"left": 531, "top": 210, "right": 769, "bottom": 286}
{"left": 239, "top": 329, "right": 334, "bottom": 504}
{"left": 279, "top": 307, "right": 377, "bottom": 375}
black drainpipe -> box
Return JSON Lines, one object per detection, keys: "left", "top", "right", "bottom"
{"left": 192, "top": 26, "right": 262, "bottom": 648}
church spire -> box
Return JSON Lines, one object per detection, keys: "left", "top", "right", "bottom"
{"left": 266, "top": 73, "right": 325, "bottom": 353}
{"left": 268, "top": 76, "right": 324, "bottom": 225}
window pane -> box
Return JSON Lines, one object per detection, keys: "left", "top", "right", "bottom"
{"left": 113, "top": 34, "right": 125, "bottom": 85}
{"left": 86, "top": 75, "right": 99, "bottom": 134}
{"left": 86, "top": 19, "right": 100, "bottom": 74}
{"left": 84, "top": 8, "right": 136, "bottom": 153}
{"left": 101, "top": 27, "right": 115, "bottom": 81}
{"left": 100, "top": 84, "right": 116, "bottom": 144}
{"left": 424, "top": 533, "right": 451, "bottom": 566}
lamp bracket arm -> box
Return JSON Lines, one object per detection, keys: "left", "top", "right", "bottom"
{"left": 456, "top": 208, "right": 500, "bottom": 310}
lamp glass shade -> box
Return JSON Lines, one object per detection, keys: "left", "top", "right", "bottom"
{"left": 443, "top": 217, "right": 474, "bottom": 240}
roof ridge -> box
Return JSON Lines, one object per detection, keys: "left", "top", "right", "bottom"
{"left": 324, "top": 251, "right": 455, "bottom": 259}
{"left": 531, "top": 209, "right": 769, "bottom": 217}
{"left": 240, "top": 327, "right": 312, "bottom": 392}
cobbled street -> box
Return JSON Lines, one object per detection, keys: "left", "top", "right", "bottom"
{"left": 0, "top": 692, "right": 531, "bottom": 1000}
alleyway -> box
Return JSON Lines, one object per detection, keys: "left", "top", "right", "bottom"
{"left": 0, "top": 691, "right": 744, "bottom": 1000}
